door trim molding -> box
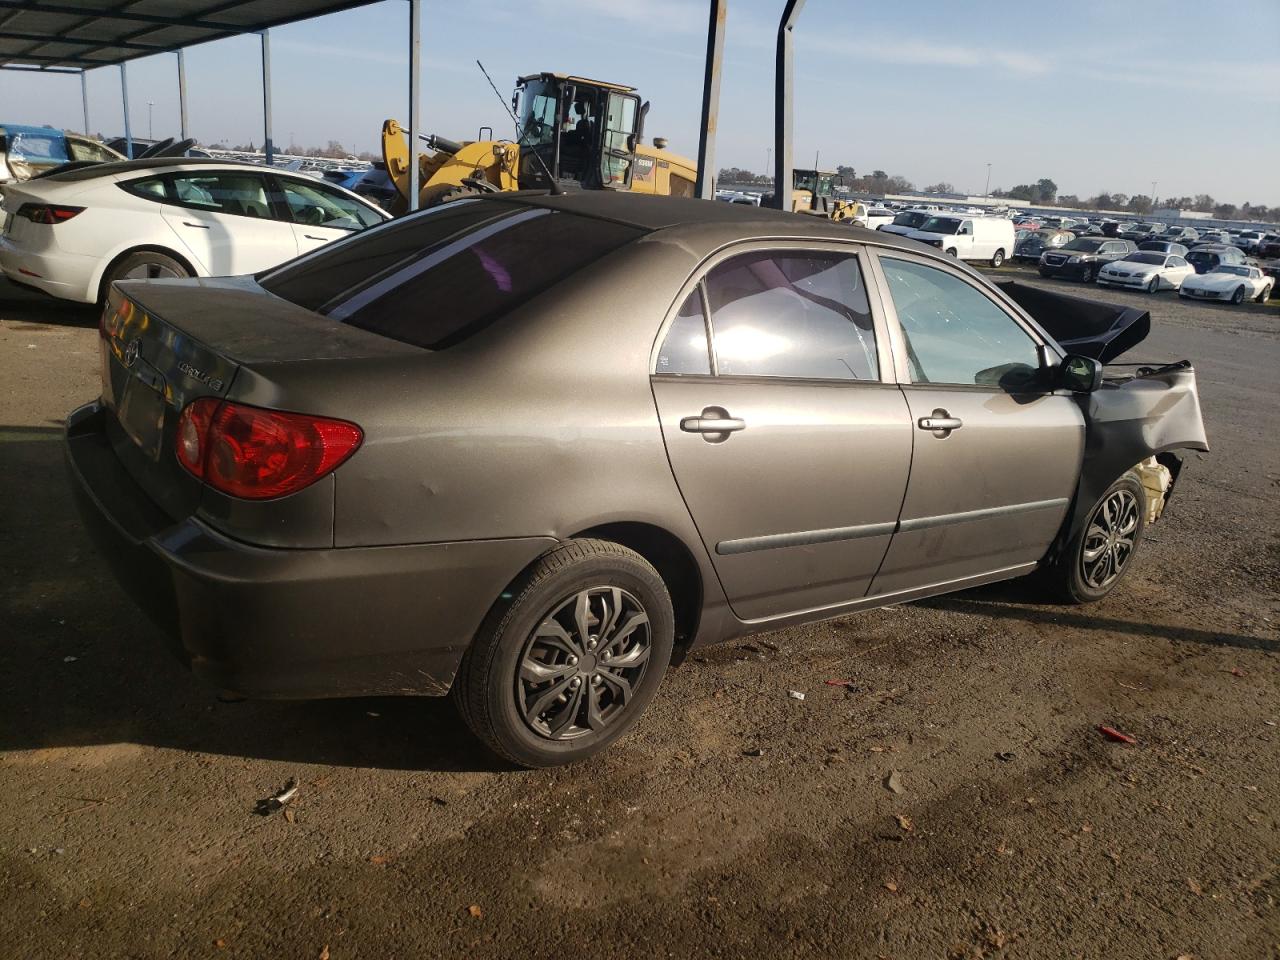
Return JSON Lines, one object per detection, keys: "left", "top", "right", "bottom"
{"left": 897, "top": 496, "right": 1070, "bottom": 533}
{"left": 717, "top": 520, "right": 897, "bottom": 555}
{"left": 716, "top": 497, "right": 1068, "bottom": 556}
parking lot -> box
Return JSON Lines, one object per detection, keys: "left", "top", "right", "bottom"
{"left": 1, "top": 267, "right": 1276, "bottom": 958}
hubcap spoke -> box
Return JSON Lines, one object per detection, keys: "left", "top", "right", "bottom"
{"left": 516, "top": 585, "right": 653, "bottom": 742}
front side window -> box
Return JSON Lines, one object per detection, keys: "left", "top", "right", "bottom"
{"left": 656, "top": 290, "right": 711, "bottom": 375}
{"left": 702, "top": 250, "right": 878, "bottom": 381}
{"left": 277, "top": 178, "right": 382, "bottom": 230}
{"left": 880, "top": 258, "right": 1041, "bottom": 389}
{"left": 168, "top": 173, "right": 273, "bottom": 219}
{"left": 517, "top": 79, "right": 559, "bottom": 148}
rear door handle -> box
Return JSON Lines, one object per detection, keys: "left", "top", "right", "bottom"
{"left": 182, "top": 221, "right": 210, "bottom": 229}
{"left": 680, "top": 407, "right": 745, "bottom": 443}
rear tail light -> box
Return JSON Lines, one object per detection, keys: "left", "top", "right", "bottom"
{"left": 15, "top": 203, "right": 85, "bottom": 225}
{"left": 175, "top": 398, "right": 362, "bottom": 500}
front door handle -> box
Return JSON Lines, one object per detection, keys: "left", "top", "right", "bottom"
{"left": 918, "top": 409, "right": 963, "bottom": 435}
{"left": 680, "top": 406, "right": 745, "bottom": 443}
{"left": 182, "top": 221, "right": 210, "bottom": 229}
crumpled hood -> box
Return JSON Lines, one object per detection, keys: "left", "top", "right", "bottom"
{"left": 995, "top": 279, "right": 1150, "bottom": 362}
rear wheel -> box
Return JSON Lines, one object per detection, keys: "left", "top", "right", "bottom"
{"left": 1259, "top": 284, "right": 1275, "bottom": 302}
{"left": 98, "top": 250, "right": 189, "bottom": 304}
{"left": 990, "top": 249, "right": 1005, "bottom": 268}
{"left": 453, "top": 539, "right": 674, "bottom": 767}
{"left": 1230, "top": 285, "right": 1246, "bottom": 304}
{"left": 1039, "top": 473, "right": 1146, "bottom": 604}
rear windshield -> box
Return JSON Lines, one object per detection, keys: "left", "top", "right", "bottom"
{"left": 259, "top": 199, "right": 644, "bottom": 349}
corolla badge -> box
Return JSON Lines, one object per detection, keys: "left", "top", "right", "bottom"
{"left": 124, "top": 339, "right": 142, "bottom": 367}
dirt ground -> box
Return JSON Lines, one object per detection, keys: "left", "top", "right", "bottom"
{"left": 1, "top": 267, "right": 1277, "bottom": 960}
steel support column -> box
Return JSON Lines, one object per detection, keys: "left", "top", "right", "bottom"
{"left": 80, "top": 69, "right": 89, "bottom": 135}
{"left": 771, "top": 0, "right": 806, "bottom": 210}
{"left": 120, "top": 62, "right": 133, "bottom": 158}
{"left": 260, "top": 29, "right": 273, "bottom": 164}
{"left": 177, "top": 49, "right": 188, "bottom": 141}
{"left": 694, "top": 0, "right": 727, "bottom": 200}
{"left": 407, "top": 0, "right": 421, "bottom": 211}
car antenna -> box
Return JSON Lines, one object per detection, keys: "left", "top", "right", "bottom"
{"left": 476, "top": 59, "right": 563, "bottom": 196}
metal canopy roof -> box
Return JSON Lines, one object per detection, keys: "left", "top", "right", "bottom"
{"left": 0, "top": 0, "right": 380, "bottom": 71}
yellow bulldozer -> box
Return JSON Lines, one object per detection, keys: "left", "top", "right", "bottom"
{"left": 771, "top": 169, "right": 866, "bottom": 223}
{"left": 381, "top": 71, "right": 697, "bottom": 213}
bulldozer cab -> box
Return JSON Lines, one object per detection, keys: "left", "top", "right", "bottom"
{"left": 793, "top": 169, "right": 843, "bottom": 213}
{"left": 514, "top": 73, "right": 644, "bottom": 191}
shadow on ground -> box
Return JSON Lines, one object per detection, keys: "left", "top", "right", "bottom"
{"left": 0, "top": 278, "right": 98, "bottom": 328}
{"left": 0, "top": 428, "right": 506, "bottom": 773}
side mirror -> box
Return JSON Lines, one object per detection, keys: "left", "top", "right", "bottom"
{"left": 1059, "top": 354, "right": 1103, "bottom": 393}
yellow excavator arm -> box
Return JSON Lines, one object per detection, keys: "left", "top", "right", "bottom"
{"left": 380, "top": 119, "right": 520, "bottom": 214}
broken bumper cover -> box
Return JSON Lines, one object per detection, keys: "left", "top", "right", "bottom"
{"left": 65, "top": 401, "right": 555, "bottom": 699}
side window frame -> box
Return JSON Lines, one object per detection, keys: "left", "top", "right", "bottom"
{"left": 865, "top": 246, "right": 1059, "bottom": 391}
{"left": 649, "top": 239, "right": 896, "bottom": 385}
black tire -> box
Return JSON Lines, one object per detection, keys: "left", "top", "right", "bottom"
{"left": 420, "top": 182, "right": 484, "bottom": 208}
{"left": 1258, "top": 284, "right": 1274, "bottom": 303}
{"left": 1040, "top": 473, "right": 1146, "bottom": 604}
{"left": 945, "top": 248, "right": 958, "bottom": 257}
{"left": 1147, "top": 274, "right": 1160, "bottom": 293}
{"left": 1080, "top": 264, "right": 1097, "bottom": 283}
{"left": 453, "top": 539, "right": 674, "bottom": 767}
{"left": 1038, "top": 268, "right": 1052, "bottom": 279}
{"left": 98, "top": 249, "right": 190, "bottom": 304}
{"left": 990, "top": 249, "right": 1005, "bottom": 268}
{"left": 1230, "top": 285, "right": 1246, "bottom": 304}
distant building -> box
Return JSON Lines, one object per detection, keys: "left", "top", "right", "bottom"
{"left": 1154, "top": 208, "right": 1211, "bottom": 221}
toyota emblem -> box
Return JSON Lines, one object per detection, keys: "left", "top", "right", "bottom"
{"left": 124, "top": 339, "right": 142, "bottom": 367}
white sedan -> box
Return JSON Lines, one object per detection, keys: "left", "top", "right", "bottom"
{"left": 1096, "top": 251, "right": 1196, "bottom": 293}
{"left": 0, "top": 158, "right": 388, "bottom": 304}
{"left": 1178, "top": 264, "right": 1274, "bottom": 304}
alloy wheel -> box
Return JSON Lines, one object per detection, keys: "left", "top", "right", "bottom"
{"left": 1081, "top": 489, "right": 1140, "bottom": 590}
{"left": 515, "top": 586, "right": 652, "bottom": 741}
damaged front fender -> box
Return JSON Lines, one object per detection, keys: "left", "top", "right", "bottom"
{"left": 1052, "top": 360, "right": 1209, "bottom": 560}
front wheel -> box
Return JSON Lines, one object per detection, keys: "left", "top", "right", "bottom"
{"left": 1039, "top": 473, "right": 1146, "bottom": 604}
{"left": 1147, "top": 274, "right": 1160, "bottom": 293}
{"left": 453, "top": 539, "right": 674, "bottom": 767}
{"left": 990, "top": 249, "right": 1005, "bottom": 268}
{"left": 1230, "top": 285, "right": 1246, "bottom": 304}
{"left": 945, "top": 248, "right": 958, "bottom": 257}
{"left": 1080, "top": 264, "right": 1097, "bottom": 283}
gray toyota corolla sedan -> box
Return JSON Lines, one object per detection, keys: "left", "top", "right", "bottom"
{"left": 66, "top": 192, "right": 1207, "bottom": 766}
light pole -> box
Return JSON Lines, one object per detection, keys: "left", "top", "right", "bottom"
{"left": 147, "top": 100, "right": 154, "bottom": 139}
{"left": 1150, "top": 180, "right": 1158, "bottom": 208}
{"left": 984, "top": 162, "right": 992, "bottom": 198}
{"left": 765, "top": 146, "right": 772, "bottom": 179}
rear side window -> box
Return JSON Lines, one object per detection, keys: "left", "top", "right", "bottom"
{"left": 261, "top": 200, "right": 643, "bottom": 350}
{"left": 656, "top": 290, "right": 712, "bottom": 375}
{"left": 169, "top": 173, "right": 272, "bottom": 218}
{"left": 702, "top": 250, "right": 878, "bottom": 381}
{"left": 119, "top": 176, "right": 168, "bottom": 202}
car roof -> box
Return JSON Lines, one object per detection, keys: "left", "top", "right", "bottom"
{"left": 493, "top": 190, "right": 929, "bottom": 252}
{"left": 40, "top": 156, "right": 323, "bottom": 182}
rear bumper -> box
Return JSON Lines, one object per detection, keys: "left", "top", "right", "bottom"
{"left": 0, "top": 236, "right": 98, "bottom": 303}
{"left": 65, "top": 401, "right": 557, "bottom": 699}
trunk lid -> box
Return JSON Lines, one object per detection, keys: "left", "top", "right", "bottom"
{"left": 98, "top": 275, "right": 420, "bottom": 521}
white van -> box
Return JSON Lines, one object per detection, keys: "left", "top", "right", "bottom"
{"left": 906, "top": 214, "right": 1016, "bottom": 267}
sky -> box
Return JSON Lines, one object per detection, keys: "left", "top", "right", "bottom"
{"left": 2, "top": 0, "right": 1278, "bottom": 205}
